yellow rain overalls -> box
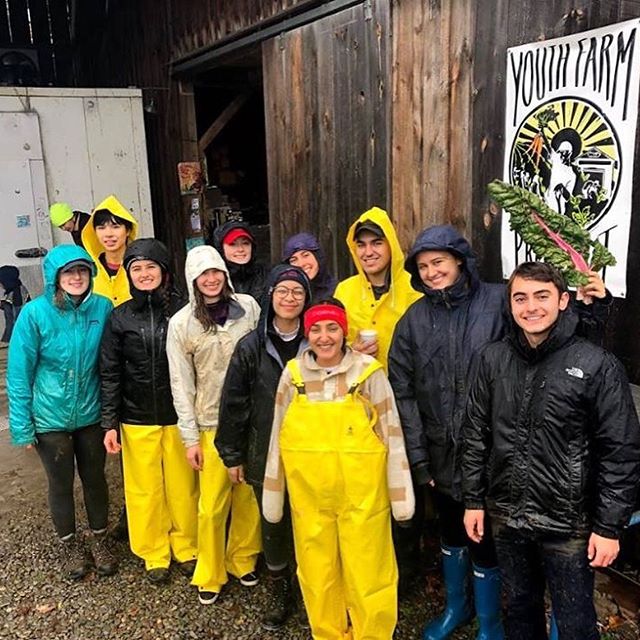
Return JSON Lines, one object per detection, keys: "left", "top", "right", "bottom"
{"left": 192, "top": 432, "right": 262, "bottom": 593}
{"left": 121, "top": 423, "right": 198, "bottom": 570}
{"left": 280, "top": 359, "right": 398, "bottom": 640}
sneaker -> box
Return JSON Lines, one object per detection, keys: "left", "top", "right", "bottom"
{"left": 198, "top": 590, "right": 219, "bottom": 605}
{"left": 60, "top": 535, "right": 90, "bottom": 580}
{"left": 90, "top": 531, "right": 118, "bottom": 576}
{"left": 177, "top": 559, "right": 197, "bottom": 578}
{"left": 262, "top": 572, "right": 292, "bottom": 631}
{"left": 239, "top": 571, "right": 259, "bottom": 587}
{"left": 147, "top": 568, "right": 170, "bottom": 584}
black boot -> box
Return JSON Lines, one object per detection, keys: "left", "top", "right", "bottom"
{"left": 262, "top": 569, "right": 293, "bottom": 631}
{"left": 111, "top": 505, "right": 129, "bottom": 542}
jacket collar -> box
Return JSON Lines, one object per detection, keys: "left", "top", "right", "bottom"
{"left": 507, "top": 309, "right": 579, "bottom": 363}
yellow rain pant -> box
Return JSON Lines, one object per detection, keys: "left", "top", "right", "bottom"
{"left": 280, "top": 361, "right": 398, "bottom": 640}
{"left": 192, "top": 432, "right": 261, "bottom": 593}
{"left": 121, "top": 424, "right": 198, "bottom": 570}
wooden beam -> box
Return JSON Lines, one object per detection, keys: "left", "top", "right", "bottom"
{"left": 198, "top": 92, "right": 251, "bottom": 152}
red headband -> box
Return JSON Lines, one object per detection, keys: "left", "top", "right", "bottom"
{"left": 303, "top": 304, "right": 348, "bottom": 337}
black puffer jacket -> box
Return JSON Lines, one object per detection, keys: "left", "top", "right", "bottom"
{"left": 100, "top": 239, "right": 187, "bottom": 429}
{"left": 388, "top": 226, "right": 506, "bottom": 499}
{"left": 463, "top": 311, "right": 640, "bottom": 539}
{"left": 215, "top": 264, "right": 312, "bottom": 486}
{"left": 212, "top": 221, "right": 268, "bottom": 302}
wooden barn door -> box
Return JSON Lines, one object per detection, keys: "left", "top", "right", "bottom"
{"left": 262, "top": 0, "right": 390, "bottom": 278}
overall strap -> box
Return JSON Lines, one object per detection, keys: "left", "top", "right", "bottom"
{"left": 286, "top": 359, "right": 306, "bottom": 395}
{"left": 347, "top": 360, "right": 383, "bottom": 395}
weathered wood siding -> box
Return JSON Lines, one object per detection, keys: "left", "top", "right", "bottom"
{"left": 171, "top": 0, "right": 319, "bottom": 59}
{"left": 263, "top": 0, "right": 390, "bottom": 276}
{"left": 0, "top": 0, "right": 73, "bottom": 85}
{"left": 391, "top": 0, "right": 475, "bottom": 251}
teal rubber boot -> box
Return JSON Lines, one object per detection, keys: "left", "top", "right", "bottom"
{"left": 423, "top": 546, "right": 473, "bottom": 640}
{"left": 548, "top": 610, "right": 559, "bottom": 640}
{"left": 472, "top": 565, "right": 505, "bottom": 640}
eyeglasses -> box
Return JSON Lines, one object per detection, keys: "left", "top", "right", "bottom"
{"left": 273, "top": 286, "right": 306, "bottom": 300}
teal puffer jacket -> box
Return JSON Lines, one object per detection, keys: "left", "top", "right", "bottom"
{"left": 7, "top": 245, "right": 113, "bottom": 446}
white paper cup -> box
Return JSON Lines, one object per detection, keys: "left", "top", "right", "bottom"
{"left": 359, "top": 329, "right": 378, "bottom": 344}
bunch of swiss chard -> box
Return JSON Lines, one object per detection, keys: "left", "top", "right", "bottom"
{"left": 488, "top": 180, "right": 616, "bottom": 286}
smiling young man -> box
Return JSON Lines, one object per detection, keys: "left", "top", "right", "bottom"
{"left": 334, "top": 207, "right": 422, "bottom": 372}
{"left": 462, "top": 262, "right": 640, "bottom": 640}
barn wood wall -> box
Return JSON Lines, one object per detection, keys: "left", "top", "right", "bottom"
{"left": 72, "top": 0, "right": 318, "bottom": 277}
{"left": 263, "top": 0, "right": 391, "bottom": 277}
{"left": 0, "top": 0, "right": 74, "bottom": 85}
{"left": 171, "top": 0, "right": 319, "bottom": 60}
{"left": 391, "top": 0, "right": 475, "bottom": 251}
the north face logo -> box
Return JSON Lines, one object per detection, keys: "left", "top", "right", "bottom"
{"left": 565, "top": 366, "right": 584, "bottom": 379}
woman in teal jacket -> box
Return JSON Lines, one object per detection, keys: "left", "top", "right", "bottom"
{"left": 7, "top": 244, "right": 117, "bottom": 580}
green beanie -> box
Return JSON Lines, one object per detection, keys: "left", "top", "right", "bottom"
{"left": 50, "top": 202, "right": 74, "bottom": 226}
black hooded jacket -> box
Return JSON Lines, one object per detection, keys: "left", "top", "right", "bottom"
{"left": 388, "top": 226, "right": 506, "bottom": 499}
{"left": 462, "top": 311, "right": 640, "bottom": 539}
{"left": 100, "top": 239, "right": 187, "bottom": 429}
{"left": 215, "top": 264, "right": 312, "bottom": 487}
{"left": 212, "top": 221, "right": 268, "bottom": 302}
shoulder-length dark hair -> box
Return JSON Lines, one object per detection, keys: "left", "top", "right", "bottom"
{"left": 192, "top": 277, "right": 233, "bottom": 333}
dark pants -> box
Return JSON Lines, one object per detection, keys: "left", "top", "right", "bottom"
{"left": 492, "top": 519, "right": 599, "bottom": 640}
{"left": 253, "top": 484, "right": 294, "bottom": 571}
{"left": 1, "top": 303, "right": 21, "bottom": 343}
{"left": 35, "top": 424, "right": 109, "bottom": 538}
{"left": 432, "top": 489, "right": 497, "bottom": 568}
{"left": 393, "top": 482, "right": 425, "bottom": 573}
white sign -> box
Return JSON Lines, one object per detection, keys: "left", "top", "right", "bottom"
{"left": 501, "top": 19, "right": 640, "bottom": 297}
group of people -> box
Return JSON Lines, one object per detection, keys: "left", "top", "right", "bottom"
{"left": 6, "top": 196, "right": 640, "bottom": 640}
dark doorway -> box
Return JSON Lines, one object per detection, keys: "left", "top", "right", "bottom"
{"left": 193, "top": 45, "right": 270, "bottom": 264}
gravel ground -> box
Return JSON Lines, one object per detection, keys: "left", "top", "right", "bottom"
{"left": 0, "top": 448, "right": 475, "bottom": 640}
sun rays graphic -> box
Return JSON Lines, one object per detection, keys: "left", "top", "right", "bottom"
{"left": 509, "top": 97, "right": 621, "bottom": 227}
{"left": 515, "top": 99, "right": 618, "bottom": 163}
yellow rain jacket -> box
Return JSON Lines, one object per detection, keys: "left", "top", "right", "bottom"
{"left": 334, "top": 207, "right": 422, "bottom": 372}
{"left": 264, "top": 349, "right": 414, "bottom": 639}
{"left": 81, "top": 195, "right": 138, "bottom": 306}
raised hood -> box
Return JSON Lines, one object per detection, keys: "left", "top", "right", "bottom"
{"left": 42, "top": 244, "right": 97, "bottom": 301}
{"left": 184, "top": 244, "right": 233, "bottom": 304}
{"left": 81, "top": 195, "right": 139, "bottom": 261}
{"left": 345, "top": 207, "right": 407, "bottom": 285}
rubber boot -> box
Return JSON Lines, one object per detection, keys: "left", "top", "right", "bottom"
{"left": 472, "top": 565, "right": 504, "bottom": 640}
{"left": 423, "top": 546, "right": 473, "bottom": 640}
{"left": 548, "top": 610, "right": 559, "bottom": 640}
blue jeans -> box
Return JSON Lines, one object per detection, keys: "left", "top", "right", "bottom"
{"left": 492, "top": 518, "right": 599, "bottom": 640}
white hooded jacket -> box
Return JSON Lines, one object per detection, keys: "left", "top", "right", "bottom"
{"left": 166, "top": 245, "right": 260, "bottom": 447}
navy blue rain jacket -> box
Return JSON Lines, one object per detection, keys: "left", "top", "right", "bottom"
{"left": 388, "top": 226, "right": 506, "bottom": 499}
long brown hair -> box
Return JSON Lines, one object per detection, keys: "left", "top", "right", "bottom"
{"left": 192, "top": 278, "right": 233, "bottom": 332}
